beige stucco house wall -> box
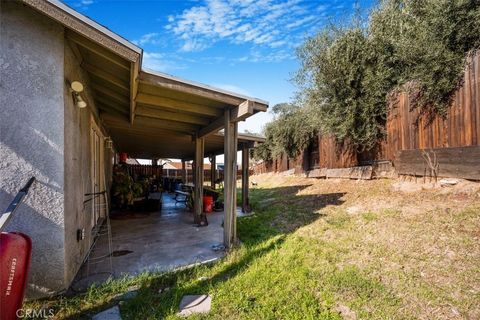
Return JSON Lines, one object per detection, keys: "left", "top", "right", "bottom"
{"left": 1, "top": 2, "right": 112, "bottom": 298}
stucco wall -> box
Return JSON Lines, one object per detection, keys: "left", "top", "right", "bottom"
{"left": 0, "top": 2, "right": 66, "bottom": 298}
{"left": 63, "top": 43, "right": 93, "bottom": 287}
{"left": 63, "top": 42, "right": 113, "bottom": 286}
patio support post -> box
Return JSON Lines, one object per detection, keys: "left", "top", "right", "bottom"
{"left": 210, "top": 155, "right": 216, "bottom": 189}
{"left": 241, "top": 144, "right": 250, "bottom": 213}
{"left": 224, "top": 109, "right": 238, "bottom": 248}
{"left": 194, "top": 136, "right": 207, "bottom": 226}
{"left": 181, "top": 160, "right": 186, "bottom": 183}
{"left": 192, "top": 160, "right": 195, "bottom": 185}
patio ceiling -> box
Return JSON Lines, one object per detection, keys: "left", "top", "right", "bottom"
{"left": 63, "top": 28, "right": 267, "bottom": 159}
{"left": 25, "top": 0, "right": 266, "bottom": 249}
{"left": 25, "top": 0, "right": 268, "bottom": 159}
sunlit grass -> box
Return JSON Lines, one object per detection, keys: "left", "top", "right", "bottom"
{"left": 25, "top": 175, "right": 480, "bottom": 319}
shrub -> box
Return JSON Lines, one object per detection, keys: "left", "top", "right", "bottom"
{"left": 293, "top": 0, "right": 480, "bottom": 152}
{"left": 251, "top": 103, "right": 317, "bottom": 161}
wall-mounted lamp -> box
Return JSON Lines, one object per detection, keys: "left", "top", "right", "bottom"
{"left": 105, "top": 137, "right": 113, "bottom": 149}
{"left": 70, "top": 81, "right": 87, "bottom": 108}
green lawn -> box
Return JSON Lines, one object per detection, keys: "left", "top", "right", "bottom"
{"left": 27, "top": 175, "right": 480, "bottom": 319}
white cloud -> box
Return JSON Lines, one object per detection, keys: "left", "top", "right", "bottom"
{"left": 166, "top": 0, "right": 329, "bottom": 56}
{"left": 180, "top": 38, "right": 208, "bottom": 52}
{"left": 234, "top": 49, "right": 295, "bottom": 63}
{"left": 269, "top": 40, "right": 287, "bottom": 48}
{"left": 286, "top": 15, "right": 316, "bottom": 29}
{"left": 142, "top": 52, "right": 187, "bottom": 72}
{"left": 72, "top": 0, "right": 95, "bottom": 9}
{"left": 132, "top": 33, "right": 161, "bottom": 46}
{"left": 211, "top": 83, "right": 252, "bottom": 96}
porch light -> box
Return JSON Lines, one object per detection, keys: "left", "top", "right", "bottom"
{"left": 105, "top": 137, "right": 113, "bottom": 149}
{"left": 75, "top": 94, "right": 87, "bottom": 108}
{"left": 70, "top": 81, "right": 87, "bottom": 108}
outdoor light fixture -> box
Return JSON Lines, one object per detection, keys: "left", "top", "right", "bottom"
{"left": 70, "top": 80, "right": 87, "bottom": 108}
{"left": 105, "top": 137, "right": 113, "bottom": 149}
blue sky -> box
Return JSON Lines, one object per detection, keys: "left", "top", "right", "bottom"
{"left": 65, "top": 0, "right": 374, "bottom": 134}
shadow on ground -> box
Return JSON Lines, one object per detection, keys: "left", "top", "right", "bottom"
{"left": 56, "top": 184, "right": 346, "bottom": 319}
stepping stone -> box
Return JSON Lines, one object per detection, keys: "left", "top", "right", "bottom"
{"left": 92, "top": 306, "right": 122, "bottom": 320}
{"left": 177, "top": 295, "right": 211, "bottom": 317}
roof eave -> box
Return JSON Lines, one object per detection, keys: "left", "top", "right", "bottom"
{"left": 142, "top": 69, "right": 269, "bottom": 107}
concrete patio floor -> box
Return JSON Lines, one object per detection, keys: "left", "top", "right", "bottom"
{"left": 71, "top": 192, "right": 226, "bottom": 291}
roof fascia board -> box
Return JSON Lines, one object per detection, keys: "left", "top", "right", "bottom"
{"left": 22, "top": 0, "right": 142, "bottom": 62}
{"left": 142, "top": 69, "right": 269, "bottom": 107}
{"left": 214, "top": 132, "right": 266, "bottom": 143}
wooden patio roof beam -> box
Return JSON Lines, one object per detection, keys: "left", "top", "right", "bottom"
{"left": 197, "top": 100, "right": 258, "bottom": 139}
{"left": 197, "top": 117, "right": 224, "bottom": 139}
{"left": 135, "top": 92, "right": 223, "bottom": 117}
{"left": 101, "top": 113, "right": 198, "bottom": 134}
{"left": 135, "top": 105, "right": 211, "bottom": 125}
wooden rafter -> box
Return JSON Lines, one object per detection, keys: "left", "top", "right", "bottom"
{"left": 135, "top": 92, "right": 223, "bottom": 117}
{"left": 66, "top": 30, "right": 130, "bottom": 71}
{"left": 95, "top": 95, "right": 129, "bottom": 110}
{"left": 82, "top": 63, "right": 130, "bottom": 92}
{"left": 93, "top": 84, "right": 129, "bottom": 105}
{"left": 135, "top": 105, "right": 211, "bottom": 125}
{"left": 97, "top": 103, "right": 129, "bottom": 118}
{"left": 101, "top": 113, "right": 199, "bottom": 134}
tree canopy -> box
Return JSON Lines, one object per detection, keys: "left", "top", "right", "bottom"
{"left": 255, "top": 0, "right": 480, "bottom": 160}
{"left": 251, "top": 103, "right": 317, "bottom": 161}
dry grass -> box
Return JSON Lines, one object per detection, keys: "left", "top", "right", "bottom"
{"left": 253, "top": 173, "right": 480, "bottom": 319}
{"left": 27, "top": 174, "right": 479, "bottom": 319}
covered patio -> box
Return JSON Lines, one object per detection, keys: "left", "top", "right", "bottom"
{"left": 66, "top": 23, "right": 267, "bottom": 241}
{"left": 63, "top": 20, "right": 268, "bottom": 289}
{"left": 99, "top": 72, "right": 268, "bottom": 236}
{"left": 0, "top": 0, "right": 269, "bottom": 297}
{"left": 72, "top": 192, "right": 228, "bottom": 290}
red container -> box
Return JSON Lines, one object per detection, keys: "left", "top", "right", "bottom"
{"left": 203, "top": 196, "right": 214, "bottom": 213}
{"left": 119, "top": 152, "right": 128, "bottom": 163}
{"left": 0, "top": 232, "right": 32, "bottom": 320}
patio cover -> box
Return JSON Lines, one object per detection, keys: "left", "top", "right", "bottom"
{"left": 102, "top": 70, "right": 268, "bottom": 159}
{"left": 23, "top": 0, "right": 267, "bottom": 159}
{"left": 24, "top": 0, "right": 267, "bottom": 247}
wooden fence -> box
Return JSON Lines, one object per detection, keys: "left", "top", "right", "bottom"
{"left": 253, "top": 53, "right": 480, "bottom": 179}
{"left": 128, "top": 164, "right": 163, "bottom": 177}
{"left": 162, "top": 169, "right": 229, "bottom": 183}
{"left": 127, "top": 165, "right": 243, "bottom": 183}
{"left": 359, "top": 53, "right": 480, "bottom": 163}
{"left": 252, "top": 136, "right": 357, "bottom": 174}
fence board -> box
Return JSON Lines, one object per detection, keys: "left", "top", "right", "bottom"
{"left": 253, "top": 53, "right": 480, "bottom": 180}
{"left": 395, "top": 146, "right": 480, "bottom": 180}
